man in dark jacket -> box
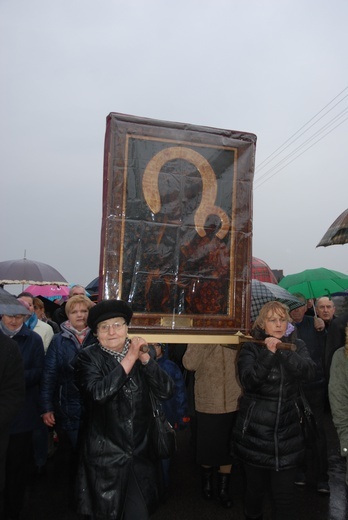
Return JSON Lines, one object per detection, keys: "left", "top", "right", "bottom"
{"left": 315, "top": 297, "right": 336, "bottom": 331}
{"left": 0, "top": 332, "right": 25, "bottom": 517}
{"left": 324, "top": 312, "right": 348, "bottom": 381}
{"left": 290, "top": 296, "right": 330, "bottom": 494}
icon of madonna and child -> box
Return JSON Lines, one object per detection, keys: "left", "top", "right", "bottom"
{"left": 120, "top": 144, "right": 235, "bottom": 317}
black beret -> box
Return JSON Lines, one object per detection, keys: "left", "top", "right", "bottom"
{"left": 87, "top": 299, "right": 133, "bottom": 333}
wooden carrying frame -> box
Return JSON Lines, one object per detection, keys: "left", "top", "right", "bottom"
{"left": 99, "top": 113, "right": 256, "bottom": 337}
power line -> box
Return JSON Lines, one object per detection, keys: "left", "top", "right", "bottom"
{"left": 254, "top": 115, "right": 348, "bottom": 189}
{"left": 255, "top": 86, "right": 348, "bottom": 172}
{"left": 254, "top": 87, "right": 348, "bottom": 189}
{"left": 255, "top": 106, "right": 348, "bottom": 185}
{"left": 256, "top": 93, "right": 348, "bottom": 175}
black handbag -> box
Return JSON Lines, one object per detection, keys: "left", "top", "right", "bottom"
{"left": 149, "top": 390, "right": 177, "bottom": 459}
{"left": 297, "top": 386, "right": 319, "bottom": 447}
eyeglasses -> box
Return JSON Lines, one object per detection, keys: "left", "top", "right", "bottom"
{"left": 98, "top": 321, "right": 127, "bottom": 333}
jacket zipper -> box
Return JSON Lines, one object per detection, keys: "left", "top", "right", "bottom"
{"left": 274, "top": 365, "right": 284, "bottom": 471}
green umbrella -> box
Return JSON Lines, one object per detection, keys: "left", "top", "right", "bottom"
{"left": 279, "top": 268, "right": 348, "bottom": 299}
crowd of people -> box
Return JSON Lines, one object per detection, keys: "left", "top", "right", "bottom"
{"left": 0, "top": 284, "right": 347, "bottom": 519}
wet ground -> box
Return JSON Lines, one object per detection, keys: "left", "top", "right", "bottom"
{"left": 22, "top": 411, "right": 347, "bottom": 519}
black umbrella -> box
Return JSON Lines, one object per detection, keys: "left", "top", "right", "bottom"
{"left": 0, "top": 257, "right": 68, "bottom": 285}
{"left": 85, "top": 277, "right": 99, "bottom": 294}
{"left": 0, "top": 287, "right": 31, "bottom": 316}
{"left": 35, "top": 295, "right": 61, "bottom": 317}
{"left": 251, "top": 279, "right": 303, "bottom": 322}
{"left": 317, "top": 208, "right": 348, "bottom": 247}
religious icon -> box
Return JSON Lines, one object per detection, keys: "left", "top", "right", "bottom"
{"left": 100, "top": 113, "right": 256, "bottom": 333}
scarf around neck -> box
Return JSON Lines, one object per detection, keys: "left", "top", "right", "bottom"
{"left": 25, "top": 312, "right": 38, "bottom": 330}
{"left": 64, "top": 321, "right": 90, "bottom": 344}
{"left": 0, "top": 320, "right": 23, "bottom": 338}
{"left": 99, "top": 337, "right": 130, "bottom": 362}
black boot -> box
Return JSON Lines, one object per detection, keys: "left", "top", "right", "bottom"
{"left": 217, "top": 472, "right": 233, "bottom": 508}
{"left": 201, "top": 466, "right": 213, "bottom": 500}
{"left": 245, "top": 514, "right": 263, "bottom": 519}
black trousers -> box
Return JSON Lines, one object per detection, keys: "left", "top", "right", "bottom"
{"left": 0, "top": 430, "right": 10, "bottom": 517}
{"left": 243, "top": 464, "right": 298, "bottom": 520}
{"left": 301, "top": 384, "right": 329, "bottom": 482}
{"left": 4, "top": 431, "right": 33, "bottom": 518}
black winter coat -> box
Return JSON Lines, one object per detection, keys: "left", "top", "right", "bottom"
{"left": 0, "top": 332, "right": 25, "bottom": 433}
{"left": 10, "top": 325, "right": 45, "bottom": 434}
{"left": 233, "top": 333, "right": 316, "bottom": 471}
{"left": 74, "top": 343, "right": 174, "bottom": 519}
{"left": 40, "top": 325, "right": 96, "bottom": 431}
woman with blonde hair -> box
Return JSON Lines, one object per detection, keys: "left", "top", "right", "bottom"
{"left": 233, "top": 301, "right": 316, "bottom": 520}
{"left": 40, "top": 294, "right": 95, "bottom": 449}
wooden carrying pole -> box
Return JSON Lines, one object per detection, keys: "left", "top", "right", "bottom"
{"left": 134, "top": 335, "right": 297, "bottom": 352}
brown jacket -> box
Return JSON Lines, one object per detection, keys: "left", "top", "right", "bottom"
{"left": 183, "top": 344, "right": 241, "bottom": 414}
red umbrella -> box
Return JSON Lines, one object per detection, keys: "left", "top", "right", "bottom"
{"left": 252, "top": 257, "right": 278, "bottom": 284}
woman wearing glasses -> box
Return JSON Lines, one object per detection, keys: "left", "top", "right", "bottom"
{"left": 74, "top": 299, "right": 174, "bottom": 520}
{"left": 0, "top": 304, "right": 43, "bottom": 519}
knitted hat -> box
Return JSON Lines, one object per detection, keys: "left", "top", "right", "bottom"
{"left": 87, "top": 299, "right": 133, "bottom": 333}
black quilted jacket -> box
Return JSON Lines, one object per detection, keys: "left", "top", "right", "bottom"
{"left": 233, "top": 331, "right": 316, "bottom": 471}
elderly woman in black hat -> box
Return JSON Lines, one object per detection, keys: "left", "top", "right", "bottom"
{"left": 74, "top": 299, "right": 174, "bottom": 520}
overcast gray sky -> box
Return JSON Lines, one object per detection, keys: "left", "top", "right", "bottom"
{"left": 1, "top": 0, "right": 347, "bottom": 290}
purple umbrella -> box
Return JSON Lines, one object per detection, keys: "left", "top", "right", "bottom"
{"left": 0, "top": 257, "right": 68, "bottom": 286}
